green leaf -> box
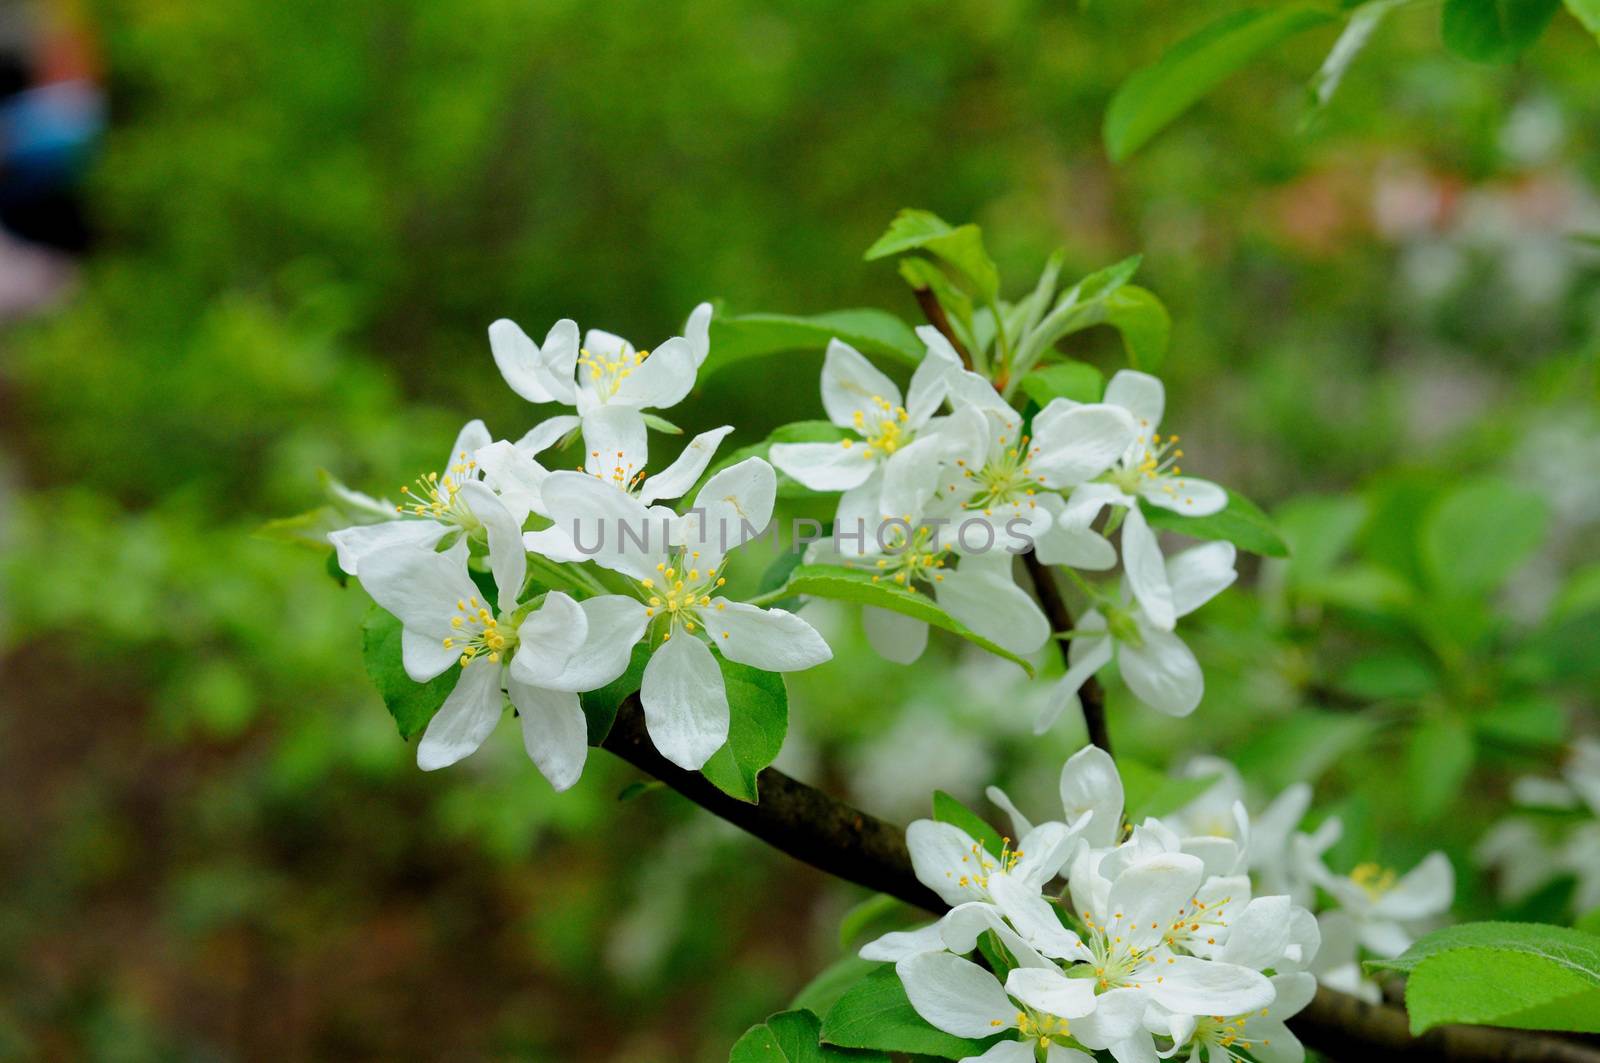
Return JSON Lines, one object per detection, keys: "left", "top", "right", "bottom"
{"left": 1370, "top": 922, "right": 1600, "bottom": 1034}
{"left": 1012, "top": 260, "right": 1166, "bottom": 376}
{"left": 1104, "top": 6, "right": 1335, "bottom": 161}
{"left": 1421, "top": 478, "right": 1548, "bottom": 597}
{"left": 1442, "top": 0, "right": 1562, "bottom": 62}
{"left": 731, "top": 1009, "right": 889, "bottom": 1063}
{"left": 617, "top": 780, "right": 664, "bottom": 802}
{"left": 792, "top": 956, "right": 882, "bottom": 1018}
{"left": 1019, "top": 361, "right": 1105, "bottom": 409}
{"left": 254, "top": 506, "right": 346, "bottom": 551}
{"left": 900, "top": 257, "right": 979, "bottom": 356}
{"left": 1233, "top": 710, "right": 1375, "bottom": 791}
{"left": 1118, "top": 760, "right": 1223, "bottom": 821}
{"left": 821, "top": 966, "right": 999, "bottom": 1057}
{"left": 1406, "top": 715, "right": 1475, "bottom": 821}
{"left": 1333, "top": 648, "right": 1440, "bottom": 700}
{"left": 1475, "top": 697, "right": 1567, "bottom": 748}
{"left": 361, "top": 604, "right": 459, "bottom": 739}
{"left": 1141, "top": 489, "right": 1289, "bottom": 559}
{"left": 932, "top": 791, "right": 1007, "bottom": 856}
{"left": 1306, "top": 0, "right": 1406, "bottom": 122}
{"left": 1102, "top": 286, "right": 1172, "bottom": 373}
{"left": 579, "top": 643, "right": 650, "bottom": 746}
{"left": 837, "top": 894, "right": 920, "bottom": 951}
{"left": 706, "top": 310, "right": 924, "bottom": 372}
{"left": 1568, "top": 0, "right": 1600, "bottom": 39}
{"left": 865, "top": 209, "right": 1000, "bottom": 302}
{"left": 1577, "top": 908, "right": 1600, "bottom": 937}
{"left": 1276, "top": 493, "right": 1367, "bottom": 585}
{"left": 778, "top": 564, "right": 1035, "bottom": 675}
{"left": 700, "top": 657, "right": 789, "bottom": 803}
{"left": 641, "top": 412, "right": 683, "bottom": 435}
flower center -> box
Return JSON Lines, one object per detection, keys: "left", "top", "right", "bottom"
{"left": 1351, "top": 862, "right": 1397, "bottom": 899}
{"left": 1104, "top": 605, "right": 1143, "bottom": 647}
{"left": 586, "top": 448, "right": 648, "bottom": 493}
{"left": 1007, "top": 1009, "right": 1069, "bottom": 1048}
{"left": 956, "top": 431, "right": 1043, "bottom": 513}
{"left": 641, "top": 552, "right": 727, "bottom": 642}
{"left": 1109, "top": 431, "right": 1184, "bottom": 494}
{"left": 849, "top": 396, "right": 912, "bottom": 458}
{"left": 867, "top": 523, "right": 946, "bottom": 593}
{"left": 1078, "top": 909, "right": 1161, "bottom": 990}
{"left": 443, "top": 595, "right": 518, "bottom": 667}
{"left": 396, "top": 452, "right": 479, "bottom": 525}
{"left": 1194, "top": 1012, "right": 1272, "bottom": 1062}
{"left": 578, "top": 345, "right": 648, "bottom": 399}
{"left": 950, "top": 838, "right": 1024, "bottom": 893}
{"left": 1167, "top": 892, "right": 1233, "bottom": 952}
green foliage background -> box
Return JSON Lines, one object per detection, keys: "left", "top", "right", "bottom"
{"left": 0, "top": 0, "right": 1596, "bottom": 1058}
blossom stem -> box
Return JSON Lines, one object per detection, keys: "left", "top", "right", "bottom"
{"left": 1022, "top": 551, "right": 1113, "bottom": 756}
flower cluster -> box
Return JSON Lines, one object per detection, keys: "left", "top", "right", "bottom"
{"left": 867, "top": 748, "right": 1321, "bottom": 1063}
{"left": 774, "top": 328, "right": 1238, "bottom": 724}
{"left": 1162, "top": 757, "right": 1455, "bottom": 1004}
{"left": 326, "top": 304, "right": 832, "bottom": 788}
{"left": 1476, "top": 739, "right": 1600, "bottom": 921}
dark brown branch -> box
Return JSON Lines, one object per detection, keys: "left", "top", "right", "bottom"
{"left": 912, "top": 286, "right": 973, "bottom": 370}
{"left": 1021, "top": 551, "right": 1112, "bottom": 755}
{"left": 601, "top": 694, "right": 1600, "bottom": 1063}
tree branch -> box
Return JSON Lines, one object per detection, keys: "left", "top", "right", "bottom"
{"left": 601, "top": 695, "right": 1600, "bottom": 1063}
{"left": 1021, "top": 550, "right": 1112, "bottom": 755}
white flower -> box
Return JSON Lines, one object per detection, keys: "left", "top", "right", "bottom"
{"left": 893, "top": 950, "right": 1096, "bottom": 1063}
{"left": 1166, "top": 758, "right": 1316, "bottom": 903}
{"left": 535, "top": 457, "right": 832, "bottom": 770}
{"left": 769, "top": 335, "right": 960, "bottom": 549}
{"left": 327, "top": 419, "right": 492, "bottom": 576}
{"left": 488, "top": 304, "right": 709, "bottom": 475}
{"left": 1478, "top": 739, "right": 1600, "bottom": 915}
{"left": 1295, "top": 818, "right": 1455, "bottom": 958}
{"left": 1060, "top": 371, "right": 1228, "bottom": 630}
{"left": 1038, "top": 541, "right": 1237, "bottom": 729}
{"left": 1308, "top": 910, "right": 1380, "bottom": 1004}
{"left": 1164, "top": 971, "right": 1317, "bottom": 1063}
{"left": 351, "top": 481, "right": 639, "bottom": 789}
{"left": 521, "top": 422, "right": 735, "bottom": 563}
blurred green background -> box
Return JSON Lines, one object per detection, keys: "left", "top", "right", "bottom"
{"left": 0, "top": 0, "right": 1597, "bottom": 1059}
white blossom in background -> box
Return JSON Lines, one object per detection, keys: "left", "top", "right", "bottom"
{"left": 535, "top": 456, "right": 832, "bottom": 770}
{"left": 488, "top": 303, "right": 711, "bottom": 479}
{"left": 1294, "top": 817, "right": 1454, "bottom": 959}
{"left": 865, "top": 747, "right": 1320, "bottom": 1063}
{"left": 1477, "top": 738, "right": 1600, "bottom": 917}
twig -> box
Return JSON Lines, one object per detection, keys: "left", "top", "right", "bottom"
{"left": 1022, "top": 548, "right": 1112, "bottom": 755}
{"left": 911, "top": 286, "right": 973, "bottom": 370}
{"left": 601, "top": 695, "right": 1600, "bottom": 1063}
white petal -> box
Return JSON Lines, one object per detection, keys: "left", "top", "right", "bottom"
{"left": 967, "top": 1041, "right": 1037, "bottom": 1063}
{"left": 444, "top": 419, "right": 492, "bottom": 478}
{"left": 1221, "top": 895, "right": 1294, "bottom": 970}
{"left": 1374, "top": 852, "right": 1454, "bottom": 921}
{"left": 1141, "top": 476, "right": 1227, "bottom": 517}
{"left": 1121, "top": 505, "right": 1175, "bottom": 631}
{"left": 490, "top": 319, "right": 576, "bottom": 404}
{"left": 403, "top": 626, "right": 464, "bottom": 685}
{"left": 474, "top": 440, "right": 547, "bottom": 524}
{"left": 638, "top": 425, "right": 734, "bottom": 505}
{"left": 516, "top": 414, "right": 582, "bottom": 456}
{"left": 821, "top": 339, "right": 903, "bottom": 429}
{"left": 1069, "top": 987, "right": 1147, "bottom": 1050}
{"left": 528, "top": 595, "right": 650, "bottom": 693}
{"left": 908, "top": 820, "right": 990, "bottom": 907}
{"left": 684, "top": 301, "right": 712, "bottom": 367}
{"left": 460, "top": 480, "right": 526, "bottom": 614}
{"left": 989, "top": 874, "right": 1090, "bottom": 962}
{"left": 416, "top": 660, "right": 503, "bottom": 770}
{"left": 859, "top": 921, "right": 944, "bottom": 962}
{"left": 1357, "top": 919, "right": 1415, "bottom": 959}
{"left": 707, "top": 599, "right": 832, "bottom": 672}
{"left": 833, "top": 471, "right": 886, "bottom": 556}
{"left": 1108, "top": 853, "right": 1204, "bottom": 950}
{"left": 1146, "top": 956, "right": 1273, "bottom": 1016}
{"left": 614, "top": 335, "right": 697, "bottom": 410}
{"left": 357, "top": 539, "right": 478, "bottom": 679}
{"left": 682, "top": 457, "right": 776, "bottom": 571}
{"left": 769, "top": 440, "right": 877, "bottom": 492}
{"left": 581, "top": 404, "right": 649, "bottom": 484}
{"left": 905, "top": 338, "right": 956, "bottom": 426}
{"left": 1167, "top": 541, "right": 1237, "bottom": 619}
{"left": 1043, "top": 1046, "right": 1095, "bottom": 1063}
{"left": 1104, "top": 369, "right": 1165, "bottom": 429}
{"left": 937, "top": 903, "right": 1051, "bottom": 970}
{"left": 985, "top": 785, "right": 1034, "bottom": 839}
{"left": 507, "top": 591, "right": 589, "bottom": 688}
{"left": 1119, "top": 620, "right": 1203, "bottom": 717}
{"left": 1036, "top": 624, "right": 1113, "bottom": 735}
{"left": 329, "top": 519, "right": 448, "bottom": 576}
{"left": 506, "top": 679, "right": 587, "bottom": 790}
{"left": 895, "top": 952, "right": 1016, "bottom": 1039}
{"left": 1004, "top": 967, "right": 1098, "bottom": 1020}
{"left": 1032, "top": 496, "right": 1116, "bottom": 569}
{"left": 934, "top": 553, "right": 1049, "bottom": 655}
{"left": 1059, "top": 744, "right": 1125, "bottom": 850}
{"left": 879, "top": 438, "right": 946, "bottom": 521}
{"left": 863, "top": 606, "right": 929, "bottom": 664}
{"left": 522, "top": 524, "right": 587, "bottom": 564}
{"left": 539, "top": 470, "right": 667, "bottom": 581}
{"left": 1013, "top": 821, "right": 1078, "bottom": 889}
{"left": 584, "top": 328, "right": 633, "bottom": 360}
{"left": 1030, "top": 402, "right": 1138, "bottom": 488}
{"left": 639, "top": 634, "right": 729, "bottom": 770}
